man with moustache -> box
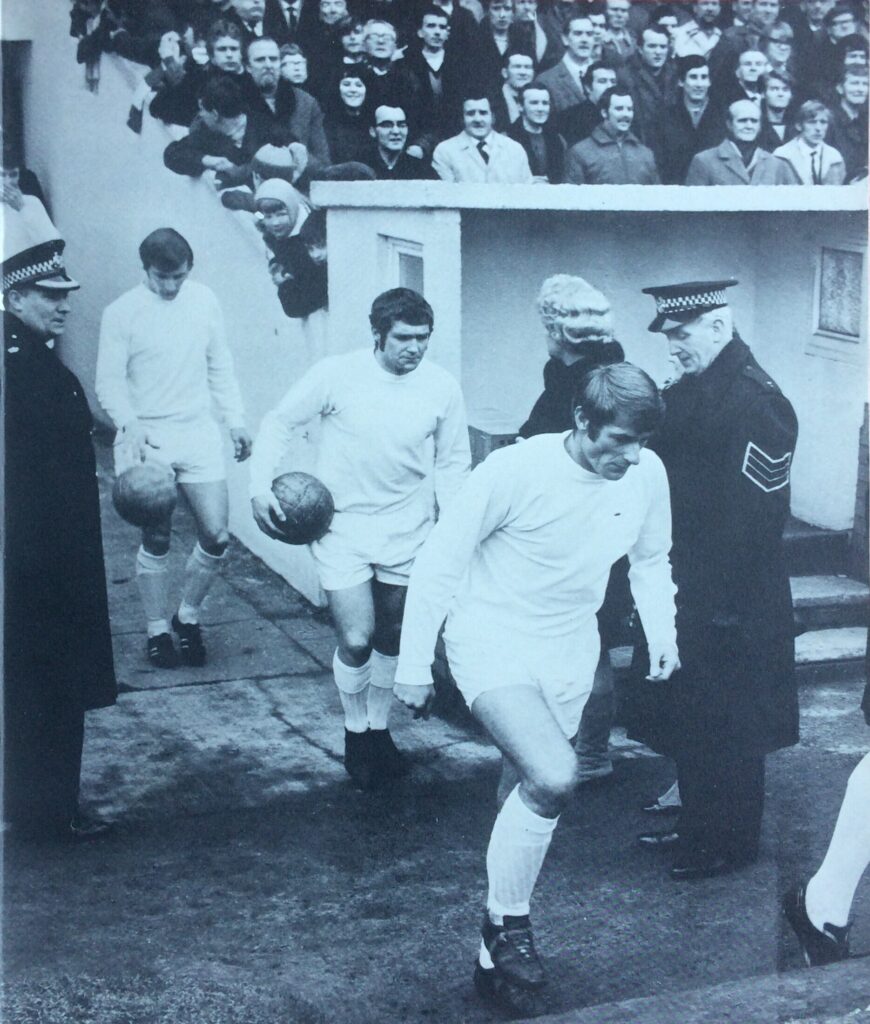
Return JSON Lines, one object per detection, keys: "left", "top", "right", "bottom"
{"left": 565, "top": 86, "right": 660, "bottom": 183}
{"left": 537, "top": 13, "right": 598, "bottom": 114}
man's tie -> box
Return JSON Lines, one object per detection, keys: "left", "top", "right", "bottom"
{"left": 477, "top": 140, "right": 489, "bottom": 164}
{"left": 811, "top": 148, "right": 821, "bottom": 184}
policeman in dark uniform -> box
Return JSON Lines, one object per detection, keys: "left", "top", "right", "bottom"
{"left": 3, "top": 232, "right": 118, "bottom": 840}
{"left": 626, "top": 279, "right": 799, "bottom": 880}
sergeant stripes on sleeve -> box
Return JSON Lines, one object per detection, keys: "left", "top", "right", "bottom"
{"left": 741, "top": 441, "right": 792, "bottom": 492}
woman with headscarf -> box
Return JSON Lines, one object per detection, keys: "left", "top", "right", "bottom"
{"left": 254, "top": 178, "right": 327, "bottom": 319}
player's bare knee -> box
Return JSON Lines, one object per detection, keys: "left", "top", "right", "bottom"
{"left": 337, "top": 630, "right": 373, "bottom": 665}
{"left": 526, "top": 753, "right": 579, "bottom": 810}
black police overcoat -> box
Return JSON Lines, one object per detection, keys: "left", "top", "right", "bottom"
{"left": 624, "top": 334, "right": 799, "bottom": 758}
{"left": 4, "top": 312, "right": 117, "bottom": 719}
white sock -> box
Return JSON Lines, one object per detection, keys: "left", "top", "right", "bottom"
{"left": 136, "top": 546, "right": 171, "bottom": 637}
{"left": 178, "top": 543, "right": 223, "bottom": 624}
{"left": 368, "top": 650, "right": 398, "bottom": 730}
{"left": 805, "top": 751, "right": 870, "bottom": 929}
{"left": 332, "top": 650, "right": 371, "bottom": 733}
{"left": 478, "top": 939, "right": 494, "bottom": 970}
{"left": 486, "top": 785, "right": 559, "bottom": 921}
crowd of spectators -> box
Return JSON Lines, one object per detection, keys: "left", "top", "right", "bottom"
{"left": 66, "top": 0, "right": 870, "bottom": 313}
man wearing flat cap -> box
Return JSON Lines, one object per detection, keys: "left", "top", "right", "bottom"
{"left": 3, "top": 229, "right": 117, "bottom": 841}
{"left": 626, "top": 278, "right": 799, "bottom": 881}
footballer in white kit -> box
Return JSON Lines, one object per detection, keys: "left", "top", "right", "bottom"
{"left": 250, "top": 288, "right": 470, "bottom": 788}
{"left": 394, "top": 362, "right": 680, "bottom": 1014}
{"left": 96, "top": 229, "right": 252, "bottom": 669}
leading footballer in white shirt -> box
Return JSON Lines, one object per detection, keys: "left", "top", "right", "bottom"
{"left": 393, "top": 362, "right": 680, "bottom": 1015}
{"left": 249, "top": 288, "right": 470, "bottom": 790}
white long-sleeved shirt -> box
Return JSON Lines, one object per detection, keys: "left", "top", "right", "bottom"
{"left": 249, "top": 347, "right": 470, "bottom": 527}
{"left": 95, "top": 280, "right": 245, "bottom": 429}
{"left": 396, "top": 432, "right": 677, "bottom": 687}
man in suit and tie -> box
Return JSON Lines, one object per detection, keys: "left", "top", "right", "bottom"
{"left": 773, "top": 100, "right": 846, "bottom": 183}
{"left": 536, "top": 13, "right": 597, "bottom": 114}
{"left": 432, "top": 92, "right": 534, "bottom": 181}
{"left": 492, "top": 50, "right": 536, "bottom": 129}
{"left": 685, "top": 97, "right": 800, "bottom": 183}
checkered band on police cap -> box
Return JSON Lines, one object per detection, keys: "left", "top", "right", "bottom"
{"left": 1, "top": 239, "right": 78, "bottom": 292}
{"left": 641, "top": 279, "right": 738, "bottom": 332}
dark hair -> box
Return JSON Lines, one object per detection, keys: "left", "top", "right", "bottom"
{"left": 597, "top": 85, "right": 632, "bottom": 114}
{"left": 419, "top": 4, "right": 450, "bottom": 26}
{"left": 583, "top": 60, "right": 618, "bottom": 88}
{"left": 563, "top": 12, "right": 596, "bottom": 33}
{"left": 676, "top": 54, "right": 709, "bottom": 80}
{"left": 641, "top": 24, "right": 671, "bottom": 45}
{"left": 139, "top": 228, "right": 194, "bottom": 272}
{"left": 518, "top": 80, "right": 552, "bottom": 103}
{"left": 649, "top": 3, "right": 679, "bottom": 20}
{"left": 369, "top": 288, "right": 434, "bottom": 345}
{"left": 336, "top": 15, "right": 365, "bottom": 35}
{"left": 502, "top": 48, "right": 535, "bottom": 69}
{"left": 824, "top": 2, "right": 857, "bottom": 26}
{"left": 460, "top": 91, "right": 494, "bottom": 111}
{"left": 206, "top": 18, "right": 242, "bottom": 54}
{"left": 573, "top": 363, "right": 665, "bottom": 441}
{"left": 838, "top": 32, "right": 869, "bottom": 55}
{"left": 200, "top": 74, "right": 246, "bottom": 117}
{"left": 840, "top": 64, "right": 870, "bottom": 83}
{"left": 279, "top": 42, "right": 306, "bottom": 58}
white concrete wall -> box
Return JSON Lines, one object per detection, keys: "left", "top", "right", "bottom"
{"left": 325, "top": 207, "right": 462, "bottom": 380}
{"left": 749, "top": 212, "right": 868, "bottom": 530}
{"left": 459, "top": 209, "right": 867, "bottom": 529}
{"left": 19, "top": 1, "right": 327, "bottom": 602}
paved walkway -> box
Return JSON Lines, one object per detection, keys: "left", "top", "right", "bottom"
{"left": 3, "top": 440, "right": 869, "bottom": 1024}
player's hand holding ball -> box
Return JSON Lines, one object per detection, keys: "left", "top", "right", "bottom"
{"left": 251, "top": 492, "right": 288, "bottom": 541}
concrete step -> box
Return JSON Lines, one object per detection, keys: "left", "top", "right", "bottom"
{"left": 791, "top": 573, "right": 870, "bottom": 629}
{"left": 795, "top": 625, "right": 868, "bottom": 684}
{"left": 611, "top": 624, "right": 868, "bottom": 685}
{"left": 784, "top": 516, "right": 852, "bottom": 576}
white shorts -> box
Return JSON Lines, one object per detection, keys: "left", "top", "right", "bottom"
{"left": 311, "top": 511, "right": 431, "bottom": 592}
{"left": 444, "top": 629, "right": 599, "bottom": 739}
{"left": 114, "top": 418, "right": 226, "bottom": 485}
